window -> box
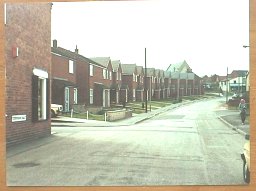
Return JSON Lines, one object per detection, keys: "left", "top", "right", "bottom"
{"left": 32, "top": 69, "right": 49, "bottom": 121}
{"left": 69, "top": 60, "right": 74, "bottom": 74}
{"left": 103, "top": 69, "right": 107, "bottom": 79}
{"left": 133, "top": 74, "right": 136, "bottom": 82}
{"left": 74, "top": 88, "right": 78, "bottom": 104}
{"left": 234, "top": 80, "right": 237, "bottom": 84}
{"left": 90, "top": 89, "right": 93, "bottom": 104}
{"left": 133, "top": 89, "right": 136, "bottom": 101}
{"left": 119, "top": 73, "right": 122, "bottom": 81}
{"left": 109, "top": 71, "right": 112, "bottom": 80}
{"left": 90, "top": 65, "right": 93, "bottom": 76}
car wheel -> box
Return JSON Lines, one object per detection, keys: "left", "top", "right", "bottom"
{"left": 243, "top": 162, "right": 250, "bottom": 183}
{"left": 51, "top": 110, "right": 56, "bottom": 118}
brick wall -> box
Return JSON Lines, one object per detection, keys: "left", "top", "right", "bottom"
{"left": 52, "top": 54, "right": 76, "bottom": 83}
{"left": 76, "top": 60, "right": 89, "bottom": 105}
{"left": 5, "top": 3, "right": 52, "bottom": 146}
{"left": 122, "top": 75, "right": 134, "bottom": 102}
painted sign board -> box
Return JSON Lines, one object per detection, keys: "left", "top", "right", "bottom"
{"left": 12, "top": 115, "right": 27, "bottom": 122}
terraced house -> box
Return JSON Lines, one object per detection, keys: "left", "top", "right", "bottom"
{"left": 51, "top": 41, "right": 78, "bottom": 112}
{"left": 136, "top": 66, "right": 145, "bottom": 102}
{"left": 89, "top": 57, "right": 113, "bottom": 108}
{"left": 121, "top": 64, "right": 139, "bottom": 102}
{"left": 110, "top": 60, "right": 123, "bottom": 105}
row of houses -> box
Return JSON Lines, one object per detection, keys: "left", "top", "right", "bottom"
{"left": 202, "top": 70, "right": 249, "bottom": 94}
{"left": 4, "top": 3, "right": 204, "bottom": 146}
{"left": 52, "top": 40, "right": 204, "bottom": 112}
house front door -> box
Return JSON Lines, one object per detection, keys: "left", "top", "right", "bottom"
{"left": 103, "top": 89, "right": 110, "bottom": 107}
{"left": 64, "top": 87, "right": 69, "bottom": 112}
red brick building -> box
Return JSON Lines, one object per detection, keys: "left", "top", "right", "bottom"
{"left": 90, "top": 57, "right": 113, "bottom": 107}
{"left": 110, "top": 60, "right": 123, "bottom": 104}
{"left": 51, "top": 41, "right": 79, "bottom": 112}
{"left": 121, "top": 64, "right": 138, "bottom": 102}
{"left": 136, "top": 66, "right": 145, "bottom": 102}
{"left": 5, "top": 3, "right": 52, "bottom": 146}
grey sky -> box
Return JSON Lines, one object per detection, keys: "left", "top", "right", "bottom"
{"left": 51, "top": 0, "right": 249, "bottom": 77}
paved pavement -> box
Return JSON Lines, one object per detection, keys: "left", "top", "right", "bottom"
{"left": 52, "top": 98, "right": 250, "bottom": 137}
{"left": 51, "top": 100, "right": 198, "bottom": 127}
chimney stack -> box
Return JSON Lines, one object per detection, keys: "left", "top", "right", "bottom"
{"left": 75, "top": 45, "right": 79, "bottom": 54}
{"left": 53, "top": 39, "right": 57, "bottom": 48}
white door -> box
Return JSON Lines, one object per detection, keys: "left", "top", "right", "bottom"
{"left": 64, "top": 87, "right": 70, "bottom": 112}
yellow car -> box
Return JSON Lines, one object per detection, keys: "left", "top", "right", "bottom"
{"left": 241, "top": 134, "right": 250, "bottom": 183}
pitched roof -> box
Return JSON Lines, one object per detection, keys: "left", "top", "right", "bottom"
{"left": 111, "top": 60, "right": 121, "bottom": 72}
{"left": 230, "top": 70, "right": 248, "bottom": 78}
{"left": 159, "top": 70, "right": 165, "bottom": 78}
{"left": 51, "top": 46, "right": 102, "bottom": 67}
{"left": 144, "top": 68, "right": 155, "bottom": 77}
{"left": 89, "top": 57, "right": 111, "bottom": 68}
{"left": 121, "top": 64, "right": 137, "bottom": 75}
{"left": 155, "top": 69, "right": 160, "bottom": 77}
{"left": 166, "top": 60, "right": 191, "bottom": 73}
{"left": 136, "top": 66, "right": 144, "bottom": 75}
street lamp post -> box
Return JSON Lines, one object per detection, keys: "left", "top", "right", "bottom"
{"left": 144, "top": 48, "right": 147, "bottom": 113}
{"left": 226, "top": 67, "right": 229, "bottom": 103}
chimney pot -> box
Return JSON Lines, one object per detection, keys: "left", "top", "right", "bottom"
{"left": 75, "top": 45, "right": 78, "bottom": 54}
{"left": 53, "top": 39, "right": 57, "bottom": 48}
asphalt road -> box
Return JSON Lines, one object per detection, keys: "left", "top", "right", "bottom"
{"left": 6, "top": 98, "right": 247, "bottom": 186}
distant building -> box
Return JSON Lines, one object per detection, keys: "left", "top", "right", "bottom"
{"left": 166, "top": 60, "right": 203, "bottom": 98}
{"left": 219, "top": 70, "right": 248, "bottom": 94}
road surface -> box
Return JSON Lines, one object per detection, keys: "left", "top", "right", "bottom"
{"left": 6, "top": 98, "right": 247, "bottom": 186}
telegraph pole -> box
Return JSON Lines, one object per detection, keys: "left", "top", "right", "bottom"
{"left": 144, "top": 48, "right": 148, "bottom": 113}
{"left": 226, "top": 67, "right": 228, "bottom": 103}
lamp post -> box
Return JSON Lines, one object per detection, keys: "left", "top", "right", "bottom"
{"left": 226, "top": 67, "right": 229, "bottom": 103}
{"left": 144, "top": 48, "right": 147, "bottom": 113}
{"left": 243, "top": 45, "right": 249, "bottom": 95}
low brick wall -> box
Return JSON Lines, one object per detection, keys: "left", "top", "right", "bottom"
{"left": 106, "top": 109, "right": 132, "bottom": 121}
{"left": 73, "top": 105, "right": 102, "bottom": 114}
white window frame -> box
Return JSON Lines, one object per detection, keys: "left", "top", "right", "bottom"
{"left": 38, "top": 77, "right": 47, "bottom": 120}
{"left": 90, "top": 65, "right": 93, "bottom": 76}
{"left": 69, "top": 60, "right": 74, "bottom": 74}
{"left": 109, "top": 71, "right": 112, "bottom": 80}
{"left": 103, "top": 69, "right": 107, "bottom": 79}
{"left": 33, "top": 68, "right": 48, "bottom": 121}
{"left": 74, "top": 88, "right": 78, "bottom": 104}
{"left": 90, "top": 89, "right": 93, "bottom": 104}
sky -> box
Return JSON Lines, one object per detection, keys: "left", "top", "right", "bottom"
{"left": 51, "top": 0, "right": 250, "bottom": 77}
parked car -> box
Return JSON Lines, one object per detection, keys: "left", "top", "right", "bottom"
{"left": 51, "top": 104, "right": 63, "bottom": 117}
{"left": 241, "top": 134, "right": 250, "bottom": 183}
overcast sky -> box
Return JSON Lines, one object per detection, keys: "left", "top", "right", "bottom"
{"left": 51, "top": 0, "right": 249, "bottom": 77}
